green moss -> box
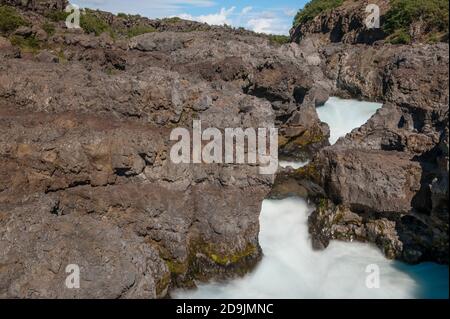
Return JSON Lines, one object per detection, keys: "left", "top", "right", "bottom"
{"left": 293, "top": 0, "right": 344, "bottom": 26}
{"left": 165, "top": 259, "right": 188, "bottom": 275}
{"left": 293, "top": 128, "right": 326, "bottom": 147}
{"left": 0, "top": 5, "right": 29, "bottom": 34}
{"left": 202, "top": 243, "right": 257, "bottom": 266}
{"left": 155, "top": 271, "right": 171, "bottom": 297}
{"left": 295, "top": 162, "right": 320, "bottom": 183}
{"left": 126, "top": 25, "right": 156, "bottom": 38}
{"left": 383, "top": 0, "right": 448, "bottom": 43}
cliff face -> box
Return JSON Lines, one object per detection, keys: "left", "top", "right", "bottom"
{"left": 291, "top": 0, "right": 390, "bottom": 45}
{"left": 289, "top": 1, "right": 449, "bottom": 263}
{"left": 0, "top": 2, "right": 333, "bottom": 298}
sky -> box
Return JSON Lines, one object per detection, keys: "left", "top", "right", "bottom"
{"left": 72, "top": 0, "right": 310, "bottom": 35}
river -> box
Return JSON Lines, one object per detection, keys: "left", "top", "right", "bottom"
{"left": 173, "top": 98, "right": 449, "bottom": 299}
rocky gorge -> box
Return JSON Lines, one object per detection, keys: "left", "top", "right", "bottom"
{"left": 0, "top": 0, "right": 448, "bottom": 299}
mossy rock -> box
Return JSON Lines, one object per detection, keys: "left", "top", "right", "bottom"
{"left": 295, "top": 162, "right": 321, "bottom": 183}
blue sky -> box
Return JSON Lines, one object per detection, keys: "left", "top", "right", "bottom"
{"left": 73, "top": 0, "right": 310, "bottom": 35}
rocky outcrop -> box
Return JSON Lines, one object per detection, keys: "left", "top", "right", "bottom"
{"left": 291, "top": 0, "right": 390, "bottom": 45}
{"left": 290, "top": 2, "right": 449, "bottom": 264}
{"left": 0, "top": 3, "right": 334, "bottom": 298}
{"left": 0, "top": 0, "right": 68, "bottom": 13}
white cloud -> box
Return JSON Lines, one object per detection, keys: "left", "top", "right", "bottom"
{"left": 177, "top": 7, "right": 236, "bottom": 26}
{"left": 246, "top": 12, "right": 290, "bottom": 35}
{"left": 241, "top": 6, "right": 253, "bottom": 15}
{"left": 73, "top": 1, "right": 292, "bottom": 35}
{"left": 284, "top": 8, "right": 297, "bottom": 17}
{"left": 177, "top": 6, "right": 290, "bottom": 35}
{"left": 73, "top": 0, "right": 216, "bottom": 17}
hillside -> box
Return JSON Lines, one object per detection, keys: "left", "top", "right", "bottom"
{"left": 291, "top": 0, "right": 449, "bottom": 44}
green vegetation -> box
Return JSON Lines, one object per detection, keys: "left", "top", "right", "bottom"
{"left": 10, "top": 35, "right": 40, "bottom": 53}
{"left": 0, "top": 5, "right": 29, "bottom": 34}
{"left": 80, "top": 10, "right": 111, "bottom": 36}
{"left": 42, "top": 21, "right": 55, "bottom": 36}
{"left": 293, "top": 0, "right": 344, "bottom": 26}
{"left": 163, "top": 17, "right": 182, "bottom": 24}
{"left": 45, "top": 9, "right": 70, "bottom": 22}
{"left": 117, "top": 12, "right": 129, "bottom": 19}
{"left": 384, "top": 0, "right": 449, "bottom": 44}
{"left": 386, "top": 29, "right": 411, "bottom": 44}
{"left": 126, "top": 24, "right": 156, "bottom": 38}
{"left": 268, "top": 34, "right": 291, "bottom": 45}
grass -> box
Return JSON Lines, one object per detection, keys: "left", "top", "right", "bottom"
{"left": 80, "top": 10, "right": 111, "bottom": 36}
{"left": 126, "top": 25, "right": 156, "bottom": 38}
{"left": 162, "top": 17, "right": 182, "bottom": 24}
{"left": 10, "top": 35, "right": 41, "bottom": 53}
{"left": 386, "top": 29, "right": 411, "bottom": 44}
{"left": 383, "top": 0, "right": 449, "bottom": 44}
{"left": 293, "top": 0, "right": 344, "bottom": 26}
{"left": 0, "top": 5, "right": 29, "bottom": 34}
{"left": 45, "top": 9, "right": 70, "bottom": 22}
{"left": 42, "top": 21, "right": 55, "bottom": 36}
{"left": 268, "top": 34, "right": 291, "bottom": 45}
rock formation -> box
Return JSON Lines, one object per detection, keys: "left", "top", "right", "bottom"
{"left": 289, "top": 0, "right": 449, "bottom": 264}
{"left": 0, "top": 0, "right": 448, "bottom": 299}
{"left": 0, "top": 1, "right": 332, "bottom": 298}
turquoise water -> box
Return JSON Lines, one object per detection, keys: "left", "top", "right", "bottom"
{"left": 173, "top": 99, "right": 449, "bottom": 299}
{"left": 316, "top": 97, "right": 383, "bottom": 144}
{"left": 173, "top": 198, "right": 448, "bottom": 299}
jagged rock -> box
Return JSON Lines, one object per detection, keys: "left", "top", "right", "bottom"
{"left": 296, "top": 19, "right": 449, "bottom": 264}
{"left": 291, "top": 0, "right": 390, "bottom": 45}
{"left": 2, "top": 3, "right": 320, "bottom": 297}
{"left": 35, "top": 50, "right": 58, "bottom": 63}
{"left": 0, "top": 0, "right": 68, "bottom": 13}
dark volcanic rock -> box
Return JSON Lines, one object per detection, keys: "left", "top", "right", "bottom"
{"left": 290, "top": 0, "right": 390, "bottom": 45}
{"left": 0, "top": 2, "right": 334, "bottom": 298}
{"left": 297, "top": 21, "right": 449, "bottom": 264}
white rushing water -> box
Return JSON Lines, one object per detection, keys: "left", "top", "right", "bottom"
{"left": 174, "top": 198, "right": 449, "bottom": 299}
{"left": 279, "top": 161, "right": 309, "bottom": 170}
{"left": 316, "top": 97, "right": 382, "bottom": 144}
{"left": 173, "top": 99, "right": 449, "bottom": 299}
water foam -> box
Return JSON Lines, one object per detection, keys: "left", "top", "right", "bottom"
{"left": 316, "top": 97, "right": 382, "bottom": 144}
{"left": 173, "top": 198, "right": 449, "bottom": 299}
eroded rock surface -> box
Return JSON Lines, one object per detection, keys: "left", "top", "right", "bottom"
{"left": 289, "top": 1, "right": 449, "bottom": 264}
{"left": 0, "top": 2, "right": 332, "bottom": 298}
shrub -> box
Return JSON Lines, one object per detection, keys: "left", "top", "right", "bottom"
{"left": 293, "top": 0, "right": 344, "bottom": 26}
{"left": 126, "top": 25, "right": 156, "bottom": 38}
{"left": 10, "top": 35, "right": 40, "bottom": 52}
{"left": 163, "top": 17, "right": 182, "bottom": 24}
{"left": 0, "top": 5, "right": 29, "bottom": 34}
{"left": 383, "top": 0, "right": 449, "bottom": 42}
{"left": 269, "top": 34, "right": 291, "bottom": 45}
{"left": 387, "top": 29, "right": 412, "bottom": 44}
{"left": 45, "top": 9, "right": 70, "bottom": 22}
{"left": 42, "top": 21, "right": 55, "bottom": 36}
{"left": 80, "top": 11, "right": 110, "bottom": 36}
